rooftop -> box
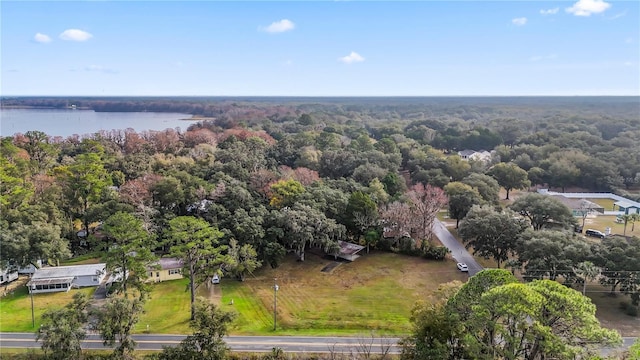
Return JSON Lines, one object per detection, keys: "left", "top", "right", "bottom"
{"left": 614, "top": 200, "right": 640, "bottom": 209}
{"left": 150, "top": 257, "right": 183, "bottom": 270}
{"left": 31, "top": 263, "right": 106, "bottom": 280}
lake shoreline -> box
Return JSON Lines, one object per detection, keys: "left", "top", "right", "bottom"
{"left": 1, "top": 109, "right": 197, "bottom": 137}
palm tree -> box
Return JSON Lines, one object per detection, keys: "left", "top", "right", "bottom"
{"left": 620, "top": 214, "right": 633, "bottom": 236}
{"left": 574, "top": 261, "right": 600, "bottom": 295}
{"left": 630, "top": 213, "right": 640, "bottom": 233}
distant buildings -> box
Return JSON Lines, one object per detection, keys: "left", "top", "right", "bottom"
{"left": 458, "top": 149, "right": 493, "bottom": 162}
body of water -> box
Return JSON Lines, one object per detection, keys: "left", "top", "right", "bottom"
{"left": 0, "top": 109, "right": 196, "bottom": 137}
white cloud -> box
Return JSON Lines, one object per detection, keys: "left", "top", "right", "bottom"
{"left": 260, "top": 19, "right": 295, "bottom": 33}
{"left": 566, "top": 0, "right": 611, "bottom": 16}
{"left": 540, "top": 8, "right": 559, "bottom": 15}
{"left": 624, "top": 61, "right": 633, "bottom": 66}
{"left": 59, "top": 29, "right": 93, "bottom": 42}
{"left": 625, "top": 37, "right": 634, "bottom": 44}
{"left": 34, "top": 33, "right": 52, "bottom": 43}
{"left": 530, "top": 54, "right": 558, "bottom": 62}
{"left": 338, "top": 51, "right": 365, "bottom": 64}
{"left": 512, "top": 17, "right": 527, "bottom": 26}
{"left": 85, "top": 65, "right": 116, "bottom": 74}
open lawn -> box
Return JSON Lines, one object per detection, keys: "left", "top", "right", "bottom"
{"left": 586, "top": 198, "right": 617, "bottom": 211}
{"left": 60, "top": 252, "right": 103, "bottom": 265}
{"left": 583, "top": 215, "right": 639, "bottom": 236}
{"left": 137, "top": 251, "right": 467, "bottom": 336}
{"left": 0, "top": 286, "right": 95, "bottom": 332}
{"left": 586, "top": 285, "right": 640, "bottom": 337}
{"left": 136, "top": 278, "right": 192, "bottom": 334}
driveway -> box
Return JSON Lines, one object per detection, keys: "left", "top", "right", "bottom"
{"left": 433, "top": 219, "right": 483, "bottom": 276}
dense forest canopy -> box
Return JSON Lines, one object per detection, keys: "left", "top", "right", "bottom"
{"left": 2, "top": 96, "right": 640, "bottom": 358}
{"left": 1, "top": 95, "right": 639, "bottom": 277}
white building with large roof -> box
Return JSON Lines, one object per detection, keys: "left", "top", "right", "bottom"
{"left": 27, "top": 263, "right": 107, "bottom": 294}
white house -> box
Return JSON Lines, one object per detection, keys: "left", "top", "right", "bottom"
{"left": 615, "top": 200, "right": 640, "bottom": 215}
{"left": 458, "top": 150, "right": 493, "bottom": 162}
{"left": 18, "top": 260, "right": 43, "bottom": 275}
{"left": 1, "top": 267, "right": 19, "bottom": 285}
{"left": 27, "top": 263, "right": 107, "bottom": 294}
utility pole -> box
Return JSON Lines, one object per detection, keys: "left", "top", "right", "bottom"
{"left": 29, "top": 284, "right": 35, "bottom": 328}
{"left": 273, "top": 278, "right": 279, "bottom": 331}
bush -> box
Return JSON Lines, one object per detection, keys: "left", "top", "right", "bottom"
{"left": 422, "top": 244, "right": 450, "bottom": 261}
{"left": 619, "top": 301, "right": 639, "bottom": 317}
{"left": 375, "top": 237, "right": 394, "bottom": 251}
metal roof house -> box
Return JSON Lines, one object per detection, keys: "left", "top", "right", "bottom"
{"left": 615, "top": 200, "right": 640, "bottom": 215}
{"left": 27, "top": 263, "right": 107, "bottom": 294}
{"left": 549, "top": 195, "right": 605, "bottom": 216}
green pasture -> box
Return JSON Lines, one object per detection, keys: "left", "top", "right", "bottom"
{"left": 0, "top": 287, "right": 95, "bottom": 332}
{"left": 137, "top": 252, "right": 467, "bottom": 336}
{"left": 586, "top": 198, "right": 617, "bottom": 211}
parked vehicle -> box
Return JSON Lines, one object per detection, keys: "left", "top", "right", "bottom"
{"left": 585, "top": 229, "right": 606, "bottom": 239}
{"left": 457, "top": 263, "right": 468, "bottom": 272}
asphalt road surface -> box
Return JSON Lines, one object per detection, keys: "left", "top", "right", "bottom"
{"left": 0, "top": 333, "right": 401, "bottom": 354}
{"left": 433, "top": 218, "right": 484, "bottom": 275}
{"left": 1, "top": 333, "right": 635, "bottom": 355}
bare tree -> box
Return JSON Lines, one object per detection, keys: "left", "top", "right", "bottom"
{"left": 379, "top": 201, "right": 413, "bottom": 244}
{"left": 406, "top": 183, "right": 448, "bottom": 244}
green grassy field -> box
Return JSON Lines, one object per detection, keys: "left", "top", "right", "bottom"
{"left": 60, "top": 252, "right": 103, "bottom": 265}
{"left": 586, "top": 198, "right": 617, "bottom": 211}
{"left": 136, "top": 278, "right": 192, "bottom": 334}
{"left": 583, "top": 215, "right": 639, "bottom": 236}
{"left": 137, "top": 251, "right": 468, "bottom": 336}
{"left": 0, "top": 287, "right": 95, "bottom": 332}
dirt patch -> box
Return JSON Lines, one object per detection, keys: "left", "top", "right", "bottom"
{"left": 321, "top": 262, "right": 342, "bottom": 273}
{"left": 588, "top": 286, "right": 640, "bottom": 337}
{"left": 201, "top": 281, "right": 223, "bottom": 304}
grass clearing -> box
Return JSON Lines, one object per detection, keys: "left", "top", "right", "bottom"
{"left": 586, "top": 285, "right": 640, "bottom": 337}
{"left": 0, "top": 286, "right": 95, "bottom": 332}
{"left": 137, "top": 251, "right": 467, "bottom": 336}
{"left": 583, "top": 215, "right": 639, "bottom": 236}
{"left": 585, "top": 198, "right": 617, "bottom": 211}
{"left": 60, "top": 251, "right": 103, "bottom": 265}
{"left": 136, "top": 278, "right": 192, "bottom": 334}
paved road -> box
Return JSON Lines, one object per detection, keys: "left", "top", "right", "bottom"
{"left": 433, "top": 219, "right": 484, "bottom": 275}
{"left": 0, "top": 333, "right": 401, "bottom": 354}
{"left": 1, "top": 333, "right": 635, "bottom": 355}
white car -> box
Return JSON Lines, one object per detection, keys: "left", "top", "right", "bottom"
{"left": 457, "top": 263, "right": 468, "bottom": 272}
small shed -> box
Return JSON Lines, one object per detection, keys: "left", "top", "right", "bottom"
{"left": 335, "top": 241, "right": 365, "bottom": 261}
{"left": 27, "top": 263, "right": 107, "bottom": 294}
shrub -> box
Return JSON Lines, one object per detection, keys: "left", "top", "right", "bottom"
{"left": 422, "top": 244, "right": 450, "bottom": 261}
{"left": 619, "top": 301, "right": 639, "bottom": 317}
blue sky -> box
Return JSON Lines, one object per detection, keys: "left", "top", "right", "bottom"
{"left": 1, "top": 1, "right": 638, "bottom": 96}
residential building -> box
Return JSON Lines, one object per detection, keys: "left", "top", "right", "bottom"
{"left": 457, "top": 149, "right": 493, "bottom": 162}
{"left": 27, "top": 263, "right": 107, "bottom": 294}
{"left": 1, "top": 268, "right": 19, "bottom": 285}
{"left": 147, "top": 257, "right": 183, "bottom": 282}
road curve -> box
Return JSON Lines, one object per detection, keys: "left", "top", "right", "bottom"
{"left": 433, "top": 219, "right": 484, "bottom": 275}
{"left": 0, "top": 333, "right": 402, "bottom": 354}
